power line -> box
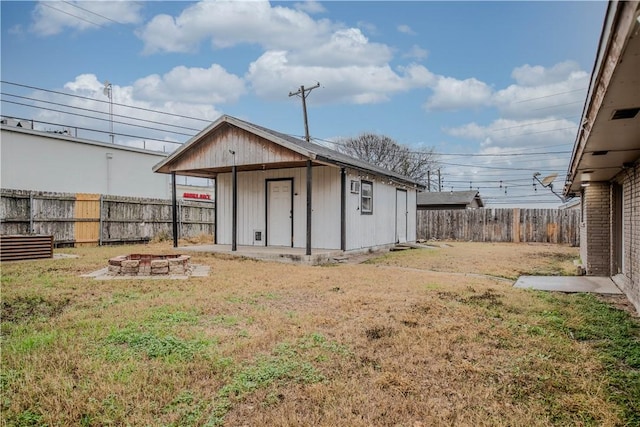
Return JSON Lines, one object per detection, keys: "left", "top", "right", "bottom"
{"left": 439, "top": 160, "right": 561, "bottom": 171}
{"left": 1, "top": 92, "right": 202, "bottom": 133}
{"left": 514, "top": 87, "right": 587, "bottom": 103}
{"left": 532, "top": 100, "right": 583, "bottom": 111}
{"left": 1, "top": 99, "right": 196, "bottom": 137}
{"left": 439, "top": 150, "right": 570, "bottom": 157}
{"left": 62, "top": 1, "right": 125, "bottom": 25}
{"left": 0, "top": 80, "right": 577, "bottom": 182}
{"left": 490, "top": 116, "right": 578, "bottom": 132}
{"left": 310, "top": 135, "right": 571, "bottom": 158}
{"left": 2, "top": 114, "right": 182, "bottom": 148}
{"left": 39, "top": 2, "right": 105, "bottom": 29}
{"left": 1, "top": 81, "right": 212, "bottom": 123}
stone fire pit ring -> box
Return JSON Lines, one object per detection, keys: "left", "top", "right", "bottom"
{"left": 108, "top": 254, "right": 191, "bottom": 276}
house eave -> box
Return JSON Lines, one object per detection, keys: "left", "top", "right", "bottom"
{"left": 153, "top": 115, "right": 317, "bottom": 174}
{"left": 153, "top": 114, "right": 425, "bottom": 190}
{"left": 565, "top": 1, "right": 640, "bottom": 195}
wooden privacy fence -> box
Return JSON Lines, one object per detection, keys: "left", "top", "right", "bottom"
{"left": 417, "top": 208, "right": 581, "bottom": 246}
{"left": 0, "top": 189, "right": 214, "bottom": 246}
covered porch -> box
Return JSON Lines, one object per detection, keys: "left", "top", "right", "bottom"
{"left": 154, "top": 115, "right": 423, "bottom": 258}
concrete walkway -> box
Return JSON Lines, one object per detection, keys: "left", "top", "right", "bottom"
{"left": 514, "top": 275, "right": 623, "bottom": 294}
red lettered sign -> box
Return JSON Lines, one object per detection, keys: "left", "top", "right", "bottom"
{"left": 183, "top": 193, "right": 211, "bottom": 200}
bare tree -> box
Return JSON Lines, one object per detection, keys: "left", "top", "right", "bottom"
{"left": 336, "top": 133, "right": 438, "bottom": 186}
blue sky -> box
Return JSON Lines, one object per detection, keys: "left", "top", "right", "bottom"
{"left": 1, "top": 1, "right": 608, "bottom": 206}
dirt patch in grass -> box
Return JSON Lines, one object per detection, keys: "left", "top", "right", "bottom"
{"left": 1, "top": 241, "right": 638, "bottom": 426}
{"left": 1, "top": 295, "right": 70, "bottom": 323}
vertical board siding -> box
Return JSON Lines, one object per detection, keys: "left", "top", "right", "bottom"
{"left": 0, "top": 189, "right": 214, "bottom": 246}
{"left": 417, "top": 208, "right": 580, "bottom": 245}
{"left": 407, "top": 190, "right": 417, "bottom": 242}
{"left": 217, "top": 174, "right": 232, "bottom": 244}
{"left": 216, "top": 166, "right": 341, "bottom": 249}
{"left": 172, "top": 126, "right": 307, "bottom": 172}
{"left": 344, "top": 170, "right": 418, "bottom": 251}
{"left": 312, "top": 167, "right": 341, "bottom": 249}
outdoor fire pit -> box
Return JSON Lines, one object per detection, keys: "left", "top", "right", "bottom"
{"left": 107, "top": 254, "right": 191, "bottom": 276}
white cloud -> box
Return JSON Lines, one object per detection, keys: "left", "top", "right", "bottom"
{"left": 38, "top": 73, "right": 223, "bottom": 151}
{"left": 137, "top": 1, "right": 335, "bottom": 54}
{"left": 397, "top": 24, "right": 416, "bottom": 35}
{"left": 246, "top": 51, "right": 434, "bottom": 104}
{"left": 135, "top": 1, "right": 437, "bottom": 106}
{"left": 357, "top": 21, "right": 378, "bottom": 35}
{"left": 511, "top": 61, "right": 583, "bottom": 87}
{"left": 444, "top": 117, "right": 578, "bottom": 148}
{"left": 403, "top": 44, "right": 428, "bottom": 61}
{"left": 493, "top": 71, "right": 588, "bottom": 119}
{"left": 132, "top": 64, "right": 246, "bottom": 104}
{"left": 424, "top": 77, "right": 493, "bottom": 111}
{"left": 137, "top": 2, "right": 390, "bottom": 67}
{"left": 289, "top": 28, "right": 393, "bottom": 67}
{"left": 434, "top": 61, "right": 585, "bottom": 206}
{"left": 293, "top": 1, "right": 326, "bottom": 14}
{"left": 422, "top": 61, "right": 588, "bottom": 118}
{"left": 30, "top": 1, "right": 142, "bottom": 36}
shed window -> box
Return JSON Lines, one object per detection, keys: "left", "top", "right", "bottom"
{"left": 361, "top": 181, "right": 373, "bottom": 214}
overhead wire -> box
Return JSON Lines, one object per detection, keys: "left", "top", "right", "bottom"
{"left": 0, "top": 80, "right": 576, "bottom": 202}
{"left": 2, "top": 115, "right": 182, "bottom": 147}
{"left": 62, "top": 1, "right": 125, "bottom": 26}
{"left": 513, "top": 87, "right": 587, "bottom": 103}
{"left": 39, "top": 2, "right": 105, "bottom": 29}
{"left": 489, "top": 116, "right": 578, "bottom": 132}
{"left": 1, "top": 99, "right": 196, "bottom": 137}
{"left": 1, "top": 81, "right": 212, "bottom": 123}
{"left": 1, "top": 92, "right": 202, "bottom": 133}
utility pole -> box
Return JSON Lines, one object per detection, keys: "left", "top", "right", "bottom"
{"left": 427, "top": 170, "right": 431, "bottom": 192}
{"left": 103, "top": 81, "right": 114, "bottom": 143}
{"left": 289, "top": 82, "right": 320, "bottom": 142}
{"left": 438, "top": 169, "right": 442, "bottom": 192}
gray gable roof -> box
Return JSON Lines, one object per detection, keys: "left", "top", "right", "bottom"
{"left": 155, "top": 114, "right": 425, "bottom": 189}
{"left": 417, "top": 190, "right": 483, "bottom": 207}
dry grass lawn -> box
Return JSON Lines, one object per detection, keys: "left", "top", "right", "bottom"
{"left": 2, "top": 241, "right": 639, "bottom": 426}
{"left": 368, "top": 241, "right": 580, "bottom": 279}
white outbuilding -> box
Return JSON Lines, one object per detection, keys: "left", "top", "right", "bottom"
{"left": 153, "top": 115, "right": 424, "bottom": 255}
{"left": 0, "top": 122, "right": 213, "bottom": 201}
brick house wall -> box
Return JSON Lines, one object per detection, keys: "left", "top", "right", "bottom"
{"left": 612, "top": 163, "right": 640, "bottom": 312}
{"left": 581, "top": 182, "right": 611, "bottom": 276}
{"left": 582, "top": 163, "right": 640, "bottom": 313}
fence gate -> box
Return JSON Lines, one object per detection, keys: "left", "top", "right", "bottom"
{"left": 74, "top": 193, "right": 101, "bottom": 246}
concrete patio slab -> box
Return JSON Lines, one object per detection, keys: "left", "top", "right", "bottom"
{"left": 81, "top": 265, "right": 210, "bottom": 280}
{"left": 178, "top": 244, "right": 346, "bottom": 265}
{"left": 514, "top": 275, "right": 623, "bottom": 294}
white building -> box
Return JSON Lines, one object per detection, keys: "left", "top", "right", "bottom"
{"left": 154, "top": 115, "right": 423, "bottom": 254}
{"left": 0, "top": 123, "right": 213, "bottom": 200}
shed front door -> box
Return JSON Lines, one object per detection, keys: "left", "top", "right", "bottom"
{"left": 266, "top": 179, "right": 293, "bottom": 247}
{"left": 396, "top": 189, "right": 408, "bottom": 244}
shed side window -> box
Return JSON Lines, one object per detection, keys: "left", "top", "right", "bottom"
{"left": 361, "top": 180, "right": 373, "bottom": 214}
